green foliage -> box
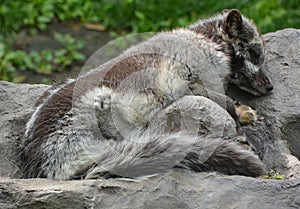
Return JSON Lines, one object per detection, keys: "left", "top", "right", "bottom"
{"left": 0, "top": 43, "right": 24, "bottom": 83}
{"left": 0, "top": 0, "right": 55, "bottom": 35}
{"left": 0, "top": 0, "right": 299, "bottom": 35}
{"left": 53, "top": 33, "right": 85, "bottom": 68}
{"left": 0, "top": 0, "right": 299, "bottom": 83}
{"left": 0, "top": 33, "right": 85, "bottom": 83}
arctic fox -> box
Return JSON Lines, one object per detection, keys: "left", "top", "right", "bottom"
{"left": 21, "top": 9, "right": 273, "bottom": 180}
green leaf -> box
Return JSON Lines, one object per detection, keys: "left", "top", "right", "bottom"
{"left": 54, "top": 49, "right": 67, "bottom": 57}
{"left": 0, "top": 43, "right": 5, "bottom": 57}
{"left": 135, "top": 11, "right": 145, "bottom": 20}
{"left": 75, "top": 40, "right": 85, "bottom": 49}
{"left": 41, "top": 50, "right": 53, "bottom": 62}
{"left": 72, "top": 52, "right": 85, "bottom": 60}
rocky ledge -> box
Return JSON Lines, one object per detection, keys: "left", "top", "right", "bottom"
{"left": 0, "top": 28, "right": 300, "bottom": 209}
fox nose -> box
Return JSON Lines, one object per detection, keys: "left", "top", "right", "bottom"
{"left": 266, "top": 84, "right": 273, "bottom": 92}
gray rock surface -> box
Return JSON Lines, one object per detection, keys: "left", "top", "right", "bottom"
{"left": 0, "top": 82, "right": 49, "bottom": 178}
{"left": 1, "top": 170, "right": 300, "bottom": 209}
{"left": 0, "top": 28, "right": 300, "bottom": 209}
{"left": 228, "top": 28, "right": 300, "bottom": 178}
{"left": 261, "top": 29, "right": 300, "bottom": 159}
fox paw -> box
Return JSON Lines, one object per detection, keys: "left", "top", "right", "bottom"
{"left": 94, "top": 87, "right": 113, "bottom": 111}
{"left": 234, "top": 103, "right": 258, "bottom": 125}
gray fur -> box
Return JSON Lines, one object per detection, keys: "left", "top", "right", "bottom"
{"left": 79, "top": 131, "right": 266, "bottom": 179}
{"left": 21, "top": 10, "right": 271, "bottom": 180}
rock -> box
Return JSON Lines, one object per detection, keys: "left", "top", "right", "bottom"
{"left": 228, "top": 28, "right": 300, "bottom": 178}
{"left": 262, "top": 29, "right": 300, "bottom": 160}
{"left": 0, "top": 28, "right": 300, "bottom": 208}
{"left": 1, "top": 170, "right": 300, "bottom": 209}
{"left": 241, "top": 120, "right": 300, "bottom": 179}
{"left": 0, "top": 81, "right": 49, "bottom": 178}
{"left": 154, "top": 95, "right": 237, "bottom": 138}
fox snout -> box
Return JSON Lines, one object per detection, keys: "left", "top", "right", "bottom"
{"left": 266, "top": 83, "right": 273, "bottom": 92}
{"left": 246, "top": 68, "right": 273, "bottom": 96}
{"left": 255, "top": 69, "right": 273, "bottom": 94}
{"left": 231, "top": 65, "right": 273, "bottom": 96}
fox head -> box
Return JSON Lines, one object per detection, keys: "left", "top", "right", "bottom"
{"left": 222, "top": 9, "right": 273, "bottom": 96}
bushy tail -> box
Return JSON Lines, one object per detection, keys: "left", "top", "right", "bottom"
{"left": 74, "top": 130, "right": 266, "bottom": 179}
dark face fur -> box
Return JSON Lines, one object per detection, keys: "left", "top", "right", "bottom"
{"left": 223, "top": 10, "right": 273, "bottom": 96}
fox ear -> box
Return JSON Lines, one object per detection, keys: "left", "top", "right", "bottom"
{"left": 224, "top": 9, "right": 243, "bottom": 39}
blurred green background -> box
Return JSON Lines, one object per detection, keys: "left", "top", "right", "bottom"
{"left": 0, "top": 0, "right": 299, "bottom": 84}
